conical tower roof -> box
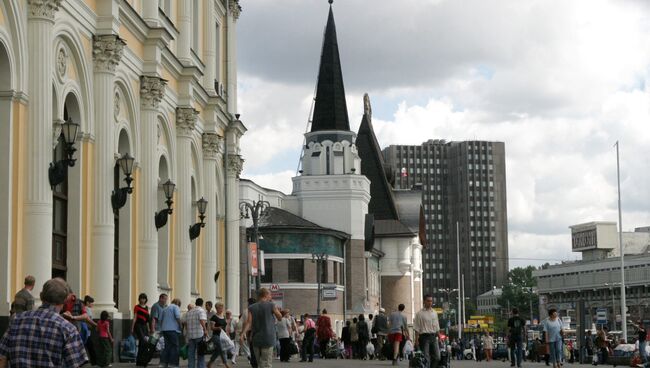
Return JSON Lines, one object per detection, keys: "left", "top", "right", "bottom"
{"left": 310, "top": 3, "right": 350, "bottom": 132}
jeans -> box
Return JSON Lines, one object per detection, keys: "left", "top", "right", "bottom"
{"left": 253, "top": 346, "right": 273, "bottom": 368}
{"left": 188, "top": 337, "right": 206, "bottom": 368}
{"left": 549, "top": 340, "right": 562, "bottom": 364}
{"left": 418, "top": 334, "right": 440, "bottom": 366}
{"left": 509, "top": 336, "right": 524, "bottom": 367}
{"left": 162, "top": 331, "right": 180, "bottom": 367}
{"left": 208, "top": 335, "right": 227, "bottom": 365}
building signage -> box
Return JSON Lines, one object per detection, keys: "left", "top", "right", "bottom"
{"left": 321, "top": 289, "right": 337, "bottom": 300}
{"left": 572, "top": 228, "right": 598, "bottom": 251}
{"left": 270, "top": 284, "right": 280, "bottom": 292}
{"left": 249, "top": 242, "right": 258, "bottom": 276}
{"left": 272, "top": 291, "right": 284, "bottom": 309}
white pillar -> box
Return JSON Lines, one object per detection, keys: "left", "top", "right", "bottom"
{"left": 225, "top": 152, "right": 242, "bottom": 312}
{"left": 24, "top": 0, "right": 62, "bottom": 301}
{"left": 201, "top": 133, "right": 222, "bottom": 302}
{"left": 225, "top": 1, "right": 240, "bottom": 112}
{"left": 139, "top": 76, "right": 166, "bottom": 301}
{"left": 91, "top": 35, "right": 124, "bottom": 313}
{"left": 142, "top": 0, "right": 159, "bottom": 26}
{"left": 174, "top": 107, "right": 197, "bottom": 306}
{"left": 203, "top": 0, "right": 216, "bottom": 94}
{"left": 177, "top": 0, "right": 191, "bottom": 63}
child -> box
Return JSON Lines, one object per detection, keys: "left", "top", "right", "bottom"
{"left": 97, "top": 310, "right": 114, "bottom": 367}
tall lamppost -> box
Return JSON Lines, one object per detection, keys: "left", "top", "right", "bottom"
{"left": 312, "top": 252, "right": 329, "bottom": 317}
{"left": 240, "top": 200, "right": 270, "bottom": 291}
{"left": 440, "top": 288, "right": 458, "bottom": 335}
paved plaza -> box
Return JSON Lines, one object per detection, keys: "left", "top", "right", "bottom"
{"left": 111, "top": 358, "right": 601, "bottom": 368}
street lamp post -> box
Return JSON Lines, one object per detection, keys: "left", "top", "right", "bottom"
{"left": 614, "top": 141, "right": 628, "bottom": 342}
{"left": 440, "top": 288, "right": 458, "bottom": 335}
{"left": 240, "top": 200, "right": 270, "bottom": 291}
{"left": 312, "top": 252, "right": 329, "bottom": 317}
{"left": 605, "top": 282, "right": 621, "bottom": 331}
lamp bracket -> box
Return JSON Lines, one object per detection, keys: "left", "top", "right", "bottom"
{"left": 111, "top": 187, "right": 130, "bottom": 211}
{"left": 189, "top": 223, "right": 202, "bottom": 240}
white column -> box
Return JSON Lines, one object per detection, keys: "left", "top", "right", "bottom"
{"left": 225, "top": 1, "right": 240, "bottom": 112}
{"left": 24, "top": 0, "right": 62, "bottom": 301}
{"left": 91, "top": 35, "right": 125, "bottom": 313}
{"left": 139, "top": 76, "right": 167, "bottom": 301}
{"left": 201, "top": 133, "right": 222, "bottom": 302}
{"left": 174, "top": 107, "right": 197, "bottom": 306}
{"left": 177, "top": 0, "right": 191, "bottom": 63}
{"left": 203, "top": 0, "right": 216, "bottom": 94}
{"left": 142, "top": 0, "right": 159, "bottom": 26}
{"left": 225, "top": 153, "right": 242, "bottom": 312}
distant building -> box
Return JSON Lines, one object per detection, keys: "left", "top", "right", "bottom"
{"left": 477, "top": 287, "right": 502, "bottom": 316}
{"left": 534, "top": 222, "right": 650, "bottom": 330}
{"left": 383, "top": 140, "right": 509, "bottom": 302}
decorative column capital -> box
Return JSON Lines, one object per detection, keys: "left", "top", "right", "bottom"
{"left": 226, "top": 154, "right": 244, "bottom": 178}
{"left": 228, "top": 0, "right": 242, "bottom": 20}
{"left": 140, "top": 76, "right": 167, "bottom": 109}
{"left": 176, "top": 107, "right": 198, "bottom": 137}
{"left": 52, "top": 118, "right": 64, "bottom": 149}
{"left": 93, "top": 35, "right": 125, "bottom": 73}
{"left": 28, "top": 0, "right": 62, "bottom": 20}
{"left": 202, "top": 133, "right": 223, "bottom": 160}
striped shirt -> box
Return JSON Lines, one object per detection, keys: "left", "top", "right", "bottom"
{"left": 134, "top": 304, "right": 150, "bottom": 325}
{"left": 0, "top": 304, "right": 88, "bottom": 367}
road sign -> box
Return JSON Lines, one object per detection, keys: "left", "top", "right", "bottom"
{"left": 596, "top": 308, "right": 608, "bottom": 324}
{"left": 270, "top": 284, "right": 280, "bottom": 292}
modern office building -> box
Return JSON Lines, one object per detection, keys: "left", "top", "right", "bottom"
{"left": 383, "top": 140, "right": 509, "bottom": 302}
{"left": 534, "top": 222, "right": 650, "bottom": 330}
{"left": 0, "top": 0, "right": 245, "bottom": 337}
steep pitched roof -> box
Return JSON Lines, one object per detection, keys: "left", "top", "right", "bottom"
{"left": 257, "top": 207, "right": 348, "bottom": 239}
{"left": 310, "top": 4, "right": 350, "bottom": 132}
{"left": 355, "top": 95, "right": 399, "bottom": 220}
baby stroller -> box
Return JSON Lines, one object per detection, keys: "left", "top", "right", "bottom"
{"left": 437, "top": 349, "right": 450, "bottom": 368}
{"left": 325, "top": 339, "right": 339, "bottom": 359}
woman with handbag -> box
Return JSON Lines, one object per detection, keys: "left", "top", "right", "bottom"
{"left": 207, "top": 302, "right": 231, "bottom": 368}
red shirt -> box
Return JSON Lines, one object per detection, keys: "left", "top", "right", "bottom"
{"left": 98, "top": 320, "right": 110, "bottom": 338}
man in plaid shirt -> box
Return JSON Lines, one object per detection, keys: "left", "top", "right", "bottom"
{"left": 185, "top": 297, "right": 208, "bottom": 368}
{"left": 0, "top": 278, "right": 88, "bottom": 368}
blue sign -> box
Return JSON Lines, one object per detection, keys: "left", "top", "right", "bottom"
{"left": 596, "top": 308, "right": 608, "bottom": 324}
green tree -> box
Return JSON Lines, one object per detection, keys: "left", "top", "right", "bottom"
{"left": 498, "top": 266, "right": 539, "bottom": 321}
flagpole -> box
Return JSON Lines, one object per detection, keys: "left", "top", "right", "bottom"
{"left": 615, "top": 141, "right": 628, "bottom": 342}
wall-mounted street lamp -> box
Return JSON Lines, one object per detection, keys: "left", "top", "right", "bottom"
{"left": 111, "top": 153, "right": 135, "bottom": 211}
{"left": 240, "top": 200, "right": 270, "bottom": 291}
{"left": 155, "top": 179, "right": 176, "bottom": 230}
{"left": 48, "top": 119, "right": 80, "bottom": 188}
{"left": 189, "top": 197, "right": 208, "bottom": 240}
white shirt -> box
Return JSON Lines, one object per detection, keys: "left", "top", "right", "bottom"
{"left": 413, "top": 307, "right": 440, "bottom": 334}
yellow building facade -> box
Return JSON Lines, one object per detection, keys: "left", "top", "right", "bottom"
{"left": 0, "top": 0, "right": 246, "bottom": 329}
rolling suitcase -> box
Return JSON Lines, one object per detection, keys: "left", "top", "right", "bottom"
{"left": 136, "top": 335, "right": 159, "bottom": 367}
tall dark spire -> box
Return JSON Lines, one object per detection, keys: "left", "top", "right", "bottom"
{"left": 310, "top": 3, "right": 350, "bottom": 132}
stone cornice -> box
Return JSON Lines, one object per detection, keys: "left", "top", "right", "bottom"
{"left": 202, "top": 133, "right": 223, "bottom": 160}
{"left": 176, "top": 107, "right": 198, "bottom": 137}
{"left": 27, "top": 0, "right": 62, "bottom": 20}
{"left": 226, "top": 154, "right": 244, "bottom": 178}
{"left": 140, "top": 76, "right": 167, "bottom": 109}
{"left": 228, "top": 0, "right": 242, "bottom": 20}
{"left": 93, "top": 35, "right": 125, "bottom": 73}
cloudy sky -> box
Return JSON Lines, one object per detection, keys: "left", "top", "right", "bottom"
{"left": 235, "top": 0, "right": 650, "bottom": 269}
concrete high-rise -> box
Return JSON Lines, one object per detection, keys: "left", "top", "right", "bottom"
{"left": 383, "top": 140, "right": 509, "bottom": 303}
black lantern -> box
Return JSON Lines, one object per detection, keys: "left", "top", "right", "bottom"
{"left": 189, "top": 197, "right": 208, "bottom": 240}
{"left": 111, "top": 153, "right": 135, "bottom": 211}
{"left": 155, "top": 179, "right": 175, "bottom": 230}
{"left": 48, "top": 119, "right": 80, "bottom": 188}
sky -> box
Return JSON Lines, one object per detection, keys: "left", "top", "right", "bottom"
{"left": 235, "top": 0, "right": 650, "bottom": 269}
